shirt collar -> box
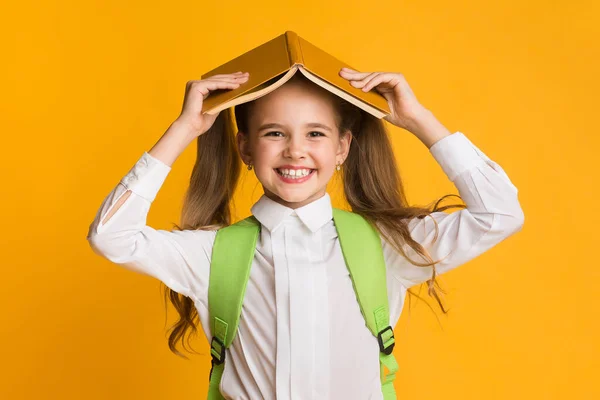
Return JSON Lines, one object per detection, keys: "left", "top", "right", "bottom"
{"left": 251, "top": 192, "right": 333, "bottom": 233}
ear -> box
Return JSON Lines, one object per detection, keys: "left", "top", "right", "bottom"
{"left": 336, "top": 129, "right": 352, "bottom": 163}
{"left": 236, "top": 130, "right": 252, "bottom": 165}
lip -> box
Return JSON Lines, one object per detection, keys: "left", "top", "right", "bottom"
{"left": 276, "top": 165, "right": 315, "bottom": 170}
{"left": 274, "top": 168, "right": 316, "bottom": 184}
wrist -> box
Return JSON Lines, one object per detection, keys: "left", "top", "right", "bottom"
{"left": 406, "top": 107, "right": 452, "bottom": 149}
{"left": 170, "top": 118, "right": 201, "bottom": 140}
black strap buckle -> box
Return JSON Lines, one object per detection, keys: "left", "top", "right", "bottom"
{"left": 210, "top": 336, "right": 226, "bottom": 364}
{"left": 209, "top": 336, "right": 226, "bottom": 382}
{"left": 377, "top": 326, "right": 395, "bottom": 355}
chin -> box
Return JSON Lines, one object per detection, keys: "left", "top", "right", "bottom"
{"left": 267, "top": 187, "right": 323, "bottom": 208}
{"left": 274, "top": 191, "right": 312, "bottom": 203}
{"left": 260, "top": 169, "right": 329, "bottom": 207}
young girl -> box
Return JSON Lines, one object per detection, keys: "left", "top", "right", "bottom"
{"left": 87, "top": 68, "right": 524, "bottom": 399}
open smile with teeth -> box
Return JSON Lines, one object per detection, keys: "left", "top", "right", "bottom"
{"left": 275, "top": 168, "right": 315, "bottom": 179}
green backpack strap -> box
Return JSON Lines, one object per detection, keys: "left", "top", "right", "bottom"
{"left": 207, "top": 216, "right": 260, "bottom": 400}
{"left": 332, "top": 208, "right": 399, "bottom": 400}
{"left": 207, "top": 210, "right": 398, "bottom": 400}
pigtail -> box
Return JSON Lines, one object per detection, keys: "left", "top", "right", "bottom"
{"left": 340, "top": 106, "right": 467, "bottom": 316}
{"left": 163, "top": 107, "right": 242, "bottom": 359}
{"left": 180, "top": 108, "right": 241, "bottom": 229}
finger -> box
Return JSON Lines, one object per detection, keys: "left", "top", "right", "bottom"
{"left": 201, "top": 73, "right": 248, "bottom": 82}
{"left": 362, "top": 73, "right": 388, "bottom": 92}
{"left": 358, "top": 73, "right": 381, "bottom": 90}
{"left": 207, "top": 75, "right": 249, "bottom": 83}
{"left": 201, "top": 76, "right": 248, "bottom": 89}
{"left": 350, "top": 72, "right": 378, "bottom": 88}
{"left": 340, "top": 67, "right": 363, "bottom": 74}
{"left": 190, "top": 78, "right": 244, "bottom": 91}
{"left": 204, "top": 80, "right": 244, "bottom": 90}
{"left": 208, "top": 73, "right": 249, "bottom": 80}
{"left": 187, "top": 74, "right": 248, "bottom": 88}
{"left": 340, "top": 68, "right": 372, "bottom": 80}
{"left": 198, "top": 80, "right": 243, "bottom": 97}
{"left": 187, "top": 79, "right": 243, "bottom": 95}
{"left": 366, "top": 73, "right": 404, "bottom": 92}
{"left": 208, "top": 71, "right": 248, "bottom": 79}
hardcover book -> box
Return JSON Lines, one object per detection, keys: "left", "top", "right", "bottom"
{"left": 200, "top": 31, "right": 391, "bottom": 119}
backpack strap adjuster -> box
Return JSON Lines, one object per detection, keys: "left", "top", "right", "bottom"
{"left": 208, "top": 336, "right": 226, "bottom": 382}
{"left": 210, "top": 336, "right": 226, "bottom": 365}
{"left": 377, "top": 326, "right": 395, "bottom": 355}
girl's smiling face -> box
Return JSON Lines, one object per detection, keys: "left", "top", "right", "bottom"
{"left": 237, "top": 78, "right": 352, "bottom": 209}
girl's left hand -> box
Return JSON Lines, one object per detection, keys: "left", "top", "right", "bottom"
{"left": 338, "top": 67, "right": 427, "bottom": 131}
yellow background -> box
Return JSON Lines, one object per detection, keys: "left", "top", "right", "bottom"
{"left": 1, "top": 0, "right": 598, "bottom": 398}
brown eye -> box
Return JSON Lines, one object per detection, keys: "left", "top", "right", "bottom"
{"left": 265, "top": 131, "right": 283, "bottom": 137}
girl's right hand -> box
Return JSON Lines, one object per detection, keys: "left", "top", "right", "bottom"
{"left": 175, "top": 71, "right": 249, "bottom": 137}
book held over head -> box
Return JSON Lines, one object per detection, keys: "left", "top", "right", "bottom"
{"left": 200, "top": 31, "right": 391, "bottom": 119}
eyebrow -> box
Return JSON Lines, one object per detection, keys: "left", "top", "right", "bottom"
{"left": 257, "top": 122, "right": 333, "bottom": 132}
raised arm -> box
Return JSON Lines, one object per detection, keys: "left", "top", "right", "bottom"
{"left": 87, "top": 73, "right": 250, "bottom": 304}
{"left": 383, "top": 130, "right": 525, "bottom": 290}
{"left": 86, "top": 120, "right": 216, "bottom": 303}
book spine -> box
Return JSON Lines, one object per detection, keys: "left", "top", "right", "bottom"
{"left": 285, "top": 31, "right": 304, "bottom": 67}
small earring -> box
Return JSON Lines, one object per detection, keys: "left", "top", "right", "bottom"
{"left": 247, "top": 163, "right": 253, "bottom": 171}
{"left": 336, "top": 162, "right": 341, "bottom": 171}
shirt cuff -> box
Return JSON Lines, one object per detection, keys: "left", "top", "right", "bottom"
{"left": 119, "top": 151, "right": 172, "bottom": 202}
{"left": 429, "top": 131, "right": 489, "bottom": 182}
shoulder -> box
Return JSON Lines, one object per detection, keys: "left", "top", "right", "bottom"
{"left": 332, "top": 208, "right": 370, "bottom": 225}
{"left": 231, "top": 215, "right": 260, "bottom": 227}
{"left": 215, "top": 216, "right": 260, "bottom": 235}
{"left": 167, "top": 228, "right": 218, "bottom": 255}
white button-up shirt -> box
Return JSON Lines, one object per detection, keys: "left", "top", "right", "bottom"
{"left": 87, "top": 131, "right": 524, "bottom": 400}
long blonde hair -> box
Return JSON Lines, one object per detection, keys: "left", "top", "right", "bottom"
{"left": 163, "top": 74, "right": 466, "bottom": 358}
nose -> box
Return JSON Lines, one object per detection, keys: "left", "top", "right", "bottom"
{"left": 283, "top": 134, "right": 306, "bottom": 159}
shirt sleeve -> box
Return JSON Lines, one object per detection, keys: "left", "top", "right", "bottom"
{"left": 86, "top": 151, "right": 216, "bottom": 308}
{"left": 383, "top": 131, "right": 525, "bottom": 290}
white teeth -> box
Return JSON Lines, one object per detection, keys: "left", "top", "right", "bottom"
{"left": 277, "top": 168, "right": 312, "bottom": 179}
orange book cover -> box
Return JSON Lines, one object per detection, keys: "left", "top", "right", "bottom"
{"left": 200, "top": 31, "right": 391, "bottom": 118}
